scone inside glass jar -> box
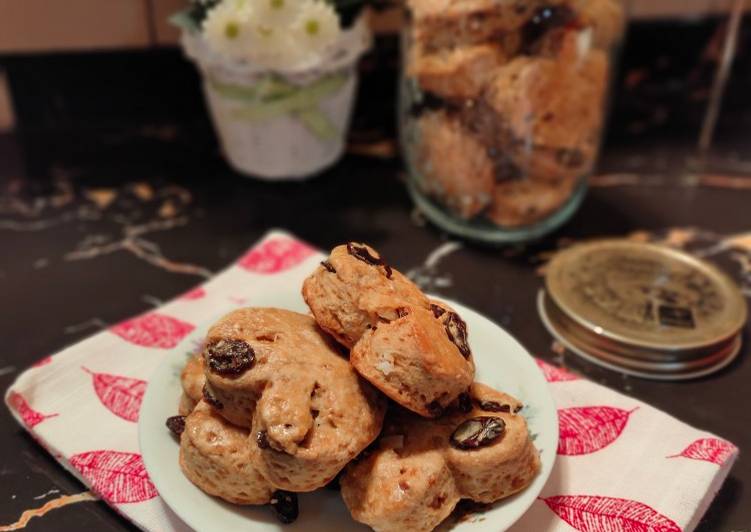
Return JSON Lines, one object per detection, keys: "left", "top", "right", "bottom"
{"left": 400, "top": 0, "right": 625, "bottom": 243}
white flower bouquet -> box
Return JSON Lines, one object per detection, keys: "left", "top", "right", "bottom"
{"left": 172, "top": 0, "right": 372, "bottom": 179}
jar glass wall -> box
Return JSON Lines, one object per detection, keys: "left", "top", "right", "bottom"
{"left": 400, "top": 1, "right": 626, "bottom": 243}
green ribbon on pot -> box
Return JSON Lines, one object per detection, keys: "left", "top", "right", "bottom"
{"left": 209, "top": 74, "right": 348, "bottom": 141}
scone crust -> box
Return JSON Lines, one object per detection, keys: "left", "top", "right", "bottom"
{"left": 341, "top": 383, "right": 540, "bottom": 530}
{"left": 302, "top": 243, "right": 429, "bottom": 348}
{"left": 179, "top": 400, "right": 274, "bottom": 505}
{"left": 202, "top": 307, "right": 386, "bottom": 492}
{"left": 351, "top": 305, "right": 474, "bottom": 417}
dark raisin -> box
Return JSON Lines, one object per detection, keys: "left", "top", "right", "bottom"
{"left": 478, "top": 400, "right": 511, "bottom": 413}
{"left": 444, "top": 312, "right": 471, "bottom": 358}
{"left": 457, "top": 392, "right": 473, "bottom": 414}
{"left": 205, "top": 338, "right": 254, "bottom": 376}
{"left": 450, "top": 417, "right": 505, "bottom": 450}
{"left": 346, "top": 242, "right": 393, "bottom": 279}
{"left": 426, "top": 400, "right": 444, "bottom": 417}
{"left": 430, "top": 303, "right": 446, "bottom": 319}
{"left": 396, "top": 307, "right": 409, "bottom": 318}
{"left": 202, "top": 384, "right": 223, "bottom": 410}
{"left": 270, "top": 490, "right": 298, "bottom": 524}
{"left": 166, "top": 415, "right": 186, "bottom": 436}
{"left": 429, "top": 493, "right": 447, "bottom": 509}
{"left": 321, "top": 260, "right": 336, "bottom": 273}
{"left": 514, "top": 404, "right": 523, "bottom": 413}
{"left": 257, "top": 430, "right": 270, "bottom": 449}
{"left": 521, "top": 5, "right": 576, "bottom": 52}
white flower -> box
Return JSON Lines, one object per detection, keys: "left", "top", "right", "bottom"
{"left": 202, "top": 0, "right": 253, "bottom": 61}
{"left": 244, "top": 23, "right": 303, "bottom": 69}
{"left": 252, "top": 0, "right": 304, "bottom": 27}
{"left": 291, "top": 0, "right": 341, "bottom": 59}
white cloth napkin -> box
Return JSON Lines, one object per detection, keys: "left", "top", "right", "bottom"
{"left": 5, "top": 230, "right": 738, "bottom": 532}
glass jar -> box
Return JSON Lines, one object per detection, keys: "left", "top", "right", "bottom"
{"left": 400, "top": 0, "right": 626, "bottom": 243}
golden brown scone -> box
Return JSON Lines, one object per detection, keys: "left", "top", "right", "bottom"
{"left": 484, "top": 45, "right": 607, "bottom": 184}
{"left": 488, "top": 178, "right": 577, "bottom": 227}
{"left": 341, "top": 445, "right": 459, "bottom": 532}
{"left": 351, "top": 304, "right": 474, "bottom": 418}
{"left": 485, "top": 49, "right": 607, "bottom": 155}
{"left": 416, "top": 110, "right": 494, "bottom": 218}
{"left": 341, "top": 383, "right": 540, "bottom": 531}
{"left": 408, "top": 0, "right": 566, "bottom": 51}
{"left": 178, "top": 393, "right": 196, "bottom": 416}
{"left": 178, "top": 355, "right": 205, "bottom": 415}
{"left": 408, "top": 43, "right": 508, "bottom": 101}
{"left": 201, "top": 308, "right": 386, "bottom": 492}
{"left": 445, "top": 383, "right": 540, "bottom": 503}
{"left": 179, "top": 400, "right": 274, "bottom": 505}
{"left": 574, "top": 0, "right": 626, "bottom": 50}
{"left": 302, "top": 243, "right": 429, "bottom": 348}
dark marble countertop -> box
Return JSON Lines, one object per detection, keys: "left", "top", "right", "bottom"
{"left": 1, "top": 19, "right": 750, "bottom": 532}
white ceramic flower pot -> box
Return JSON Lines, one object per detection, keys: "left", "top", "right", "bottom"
{"left": 182, "top": 16, "right": 371, "bottom": 181}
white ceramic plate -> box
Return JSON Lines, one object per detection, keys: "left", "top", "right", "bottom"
{"left": 140, "top": 291, "right": 558, "bottom": 532}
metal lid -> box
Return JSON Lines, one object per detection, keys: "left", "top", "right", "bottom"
{"left": 540, "top": 239, "right": 747, "bottom": 379}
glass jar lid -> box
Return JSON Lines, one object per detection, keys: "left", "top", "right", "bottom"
{"left": 539, "top": 240, "right": 747, "bottom": 379}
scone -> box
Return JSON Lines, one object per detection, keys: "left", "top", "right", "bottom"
{"left": 202, "top": 308, "right": 386, "bottom": 491}
{"left": 416, "top": 111, "right": 494, "bottom": 218}
{"left": 488, "top": 177, "right": 578, "bottom": 227}
{"left": 303, "top": 244, "right": 476, "bottom": 417}
{"left": 484, "top": 47, "right": 607, "bottom": 182}
{"left": 351, "top": 303, "right": 474, "bottom": 418}
{"left": 302, "top": 243, "right": 429, "bottom": 348}
{"left": 341, "top": 383, "right": 540, "bottom": 531}
{"left": 574, "top": 0, "right": 626, "bottom": 50}
{"left": 179, "top": 354, "right": 205, "bottom": 416}
{"left": 179, "top": 400, "right": 274, "bottom": 505}
{"left": 485, "top": 49, "right": 607, "bottom": 151}
{"left": 408, "top": 43, "right": 509, "bottom": 101}
{"left": 409, "top": 0, "right": 566, "bottom": 52}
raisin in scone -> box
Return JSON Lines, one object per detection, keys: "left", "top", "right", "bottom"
{"left": 351, "top": 304, "right": 474, "bottom": 418}
{"left": 179, "top": 354, "right": 205, "bottom": 416}
{"left": 341, "top": 383, "right": 540, "bottom": 531}
{"left": 302, "top": 243, "right": 429, "bottom": 348}
{"left": 416, "top": 111, "right": 494, "bottom": 218}
{"left": 179, "top": 400, "right": 274, "bottom": 505}
{"left": 201, "top": 308, "right": 386, "bottom": 492}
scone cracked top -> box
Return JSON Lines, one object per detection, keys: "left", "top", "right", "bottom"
{"left": 303, "top": 244, "right": 475, "bottom": 417}
{"left": 341, "top": 383, "right": 540, "bottom": 532}
{"left": 201, "top": 308, "right": 386, "bottom": 492}
{"left": 302, "top": 243, "right": 430, "bottom": 348}
{"left": 351, "top": 300, "right": 475, "bottom": 418}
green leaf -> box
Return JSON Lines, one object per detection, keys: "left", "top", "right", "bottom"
{"left": 296, "top": 108, "right": 339, "bottom": 140}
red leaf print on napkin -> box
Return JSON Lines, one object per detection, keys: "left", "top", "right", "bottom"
{"left": 558, "top": 406, "right": 637, "bottom": 455}
{"left": 536, "top": 359, "right": 579, "bottom": 382}
{"left": 237, "top": 236, "right": 315, "bottom": 274}
{"left": 32, "top": 355, "right": 53, "bottom": 368}
{"left": 179, "top": 287, "right": 206, "bottom": 301}
{"left": 70, "top": 451, "right": 157, "bottom": 504}
{"left": 667, "top": 438, "right": 737, "bottom": 465}
{"left": 83, "top": 367, "right": 147, "bottom": 422}
{"left": 7, "top": 392, "right": 58, "bottom": 428}
{"left": 110, "top": 313, "right": 194, "bottom": 349}
{"left": 542, "top": 495, "right": 681, "bottom": 532}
